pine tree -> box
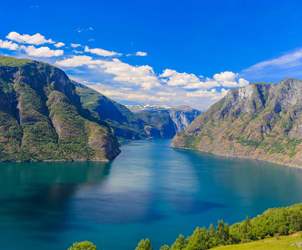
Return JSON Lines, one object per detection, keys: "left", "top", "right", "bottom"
{"left": 135, "top": 239, "right": 153, "bottom": 250}
{"left": 170, "top": 234, "right": 187, "bottom": 250}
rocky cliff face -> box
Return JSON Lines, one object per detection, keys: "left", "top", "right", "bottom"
{"left": 131, "top": 106, "right": 201, "bottom": 138}
{"left": 0, "top": 56, "right": 120, "bottom": 162}
{"left": 172, "top": 80, "right": 302, "bottom": 168}
{"left": 169, "top": 106, "right": 201, "bottom": 133}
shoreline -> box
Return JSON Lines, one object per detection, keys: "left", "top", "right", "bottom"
{"left": 172, "top": 144, "right": 302, "bottom": 170}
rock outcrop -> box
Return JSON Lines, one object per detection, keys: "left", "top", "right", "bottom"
{"left": 130, "top": 105, "right": 201, "bottom": 138}
{"left": 173, "top": 80, "right": 302, "bottom": 167}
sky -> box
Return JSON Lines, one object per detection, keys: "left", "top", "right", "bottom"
{"left": 1, "top": 0, "right": 302, "bottom": 110}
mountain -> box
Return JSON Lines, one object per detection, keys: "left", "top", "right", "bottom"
{"left": 75, "top": 84, "right": 147, "bottom": 140}
{"left": 130, "top": 105, "right": 201, "bottom": 138}
{"left": 0, "top": 56, "right": 120, "bottom": 162}
{"left": 173, "top": 80, "right": 302, "bottom": 167}
{"left": 75, "top": 87, "right": 201, "bottom": 140}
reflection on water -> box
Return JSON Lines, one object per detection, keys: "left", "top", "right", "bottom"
{"left": 0, "top": 163, "right": 111, "bottom": 234}
{"left": 0, "top": 140, "right": 302, "bottom": 250}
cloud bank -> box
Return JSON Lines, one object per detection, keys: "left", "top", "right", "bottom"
{"left": 55, "top": 55, "right": 248, "bottom": 110}
{"left": 0, "top": 31, "right": 251, "bottom": 110}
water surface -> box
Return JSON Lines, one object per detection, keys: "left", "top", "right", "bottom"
{"left": 1, "top": 140, "right": 302, "bottom": 250}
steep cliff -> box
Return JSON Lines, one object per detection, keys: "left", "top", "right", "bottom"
{"left": 173, "top": 80, "right": 302, "bottom": 167}
{"left": 131, "top": 105, "right": 201, "bottom": 138}
{"left": 0, "top": 56, "right": 120, "bottom": 162}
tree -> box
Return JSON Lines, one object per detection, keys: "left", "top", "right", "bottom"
{"left": 160, "top": 244, "right": 170, "bottom": 250}
{"left": 207, "top": 224, "right": 219, "bottom": 248}
{"left": 67, "top": 241, "right": 97, "bottom": 250}
{"left": 135, "top": 239, "right": 153, "bottom": 250}
{"left": 240, "top": 217, "right": 253, "bottom": 242}
{"left": 185, "top": 227, "right": 209, "bottom": 250}
{"left": 217, "top": 220, "right": 230, "bottom": 244}
{"left": 170, "top": 234, "right": 187, "bottom": 250}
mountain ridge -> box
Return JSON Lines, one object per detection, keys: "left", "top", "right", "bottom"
{"left": 0, "top": 56, "right": 120, "bottom": 162}
{"left": 173, "top": 79, "right": 302, "bottom": 168}
{"left": 0, "top": 55, "right": 200, "bottom": 162}
{"left": 129, "top": 105, "right": 201, "bottom": 138}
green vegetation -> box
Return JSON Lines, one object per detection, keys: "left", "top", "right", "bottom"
{"left": 0, "top": 56, "right": 120, "bottom": 162}
{"left": 135, "top": 239, "right": 153, "bottom": 250}
{"left": 76, "top": 83, "right": 147, "bottom": 140}
{"left": 134, "top": 203, "right": 302, "bottom": 250}
{"left": 76, "top": 84, "right": 201, "bottom": 140}
{"left": 173, "top": 80, "right": 302, "bottom": 167}
{"left": 70, "top": 203, "right": 302, "bottom": 250}
{"left": 237, "top": 137, "right": 260, "bottom": 148}
{"left": 0, "top": 56, "right": 31, "bottom": 67}
{"left": 212, "top": 233, "right": 302, "bottom": 250}
{"left": 67, "top": 241, "right": 97, "bottom": 250}
{"left": 237, "top": 135, "right": 302, "bottom": 157}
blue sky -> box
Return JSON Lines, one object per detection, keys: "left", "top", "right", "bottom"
{"left": 1, "top": 0, "right": 302, "bottom": 109}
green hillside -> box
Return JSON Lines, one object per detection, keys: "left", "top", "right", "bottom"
{"left": 75, "top": 83, "right": 147, "bottom": 139}
{"left": 173, "top": 81, "right": 302, "bottom": 167}
{"left": 212, "top": 233, "right": 302, "bottom": 250}
{"left": 0, "top": 56, "right": 120, "bottom": 162}
{"left": 133, "top": 203, "right": 302, "bottom": 250}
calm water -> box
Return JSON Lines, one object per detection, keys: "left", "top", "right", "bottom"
{"left": 1, "top": 140, "right": 302, "bottom": 250}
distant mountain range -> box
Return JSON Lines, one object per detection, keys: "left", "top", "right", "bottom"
{"left": 173, "top": 80, "right": 302, "bottom": 167}
{"left": 76, "top": 86, "right": 201, "bottom": 140}
{"left": 0, "top": 56, "right": 200, "bottom": 162}
{"left": 129, "top": 105, "right": 201, "bottom": 138}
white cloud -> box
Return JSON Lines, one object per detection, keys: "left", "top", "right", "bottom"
{"left": 6, "top": 31, "right": 54, "bottom": 45}
{"left": 98, "top": 59, "right": 160, "bottom": 89}
{"left": 161, "top": 69, "right": 249, "bottom": 90}
{"left": 56, "top": 56, "right": 161, "bottom": 89}
{"left": 54, "top": 42, "right": 65, "bottom": 48}
{"left": 56, "top": 55, "right": 93, "bottom": 67}
{"left": 213, "top": 71, "right": 236, "bottom": 82}
{"left": 86, "top": 81, "right": 228, "bottom": 110}
{"left": 0, "top": 39, "right": 19, "bottom": 50}
{"left": 23, "top": 45, "right": 64, "bottom": 58}
{"left": 84, "top": 45, "right": 121, "bottom": 57}
{"left": 71, "top": 43, "right": 81, "bottom": 48}
{"left": 135, "top": 51, "right": 148, "bottom": 57}
{"left": 0, "top": 31, "right": 251, "bottom": 110}
{"left": 238, "top": 78, "right": 250, "bottom": 86}
{"left": 213, "top": 71, "right": 249, "bottom": 88}
{"left": 89, "top": 84, "right": 171, "bottom": 103}
{"left": 55, "top": 54, "right": 249, "bottom": 109}
{"left": 186, "top": 89, "right": 227, "bottom": 98}
{"left": 246, "top": 49, "right": 302, "bottom": 71}
{"left": 160, "top": 69, "right": 202, "bottom": 89}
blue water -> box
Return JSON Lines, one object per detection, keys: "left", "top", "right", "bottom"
{"left": 1, "top": 140, "right": 302, "bottom": 250}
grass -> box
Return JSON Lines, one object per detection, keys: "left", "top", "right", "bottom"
{"left": 237, "top": 137, "right": 260, "bottom": 148}
{"left": 0, "top": 56, "right": 31, "bottom": 67}
{"left": 212, "top": 233, "right": 302, "bottom": 250}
